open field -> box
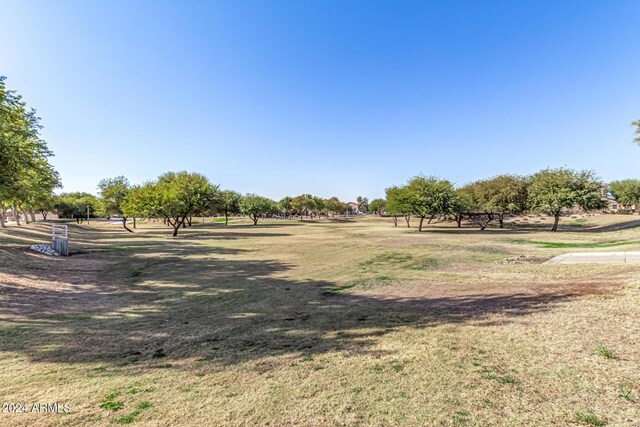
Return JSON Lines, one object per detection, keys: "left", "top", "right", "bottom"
{"left": 1, "top": 215, "right": 639, "bottom": 426}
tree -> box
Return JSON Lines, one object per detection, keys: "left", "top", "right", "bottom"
{"left": 124, "top": 172, "right": 218, "bottom": 236}
{"left": 54, "top": 192, "right": 99, "bottom": 223}
{"left": 98, "top": 176, "right": 133, "bottom": 232}
{"left": 0, "top": 76, "right": 59, "bottom": 227}
{"left": 356, "top": 196, "right": 369, "bottom": 213}
{"left": 324, "top": 197, "right": 345, "bottom": 217}
{"left": 368, "top": 198, "right": 386, "bottom": 216}
{"left": 385, "top": 186, "right": 412, "bottom": 227}
{"left": 406, "top": 176, "right": 456, "bottom": 232}
{"left": 633, "top": 120, "right": 640, "bottom": 144}
{"left": 451, "top": 188, "right": 473, "bottom": 228}
{"left": 219, "top": 190, "right": 242, "bottom": 225}
{"left": 528, "top": 168, "right": 606, "bottom": 231}
{"left": 240, "top": 194, "right": 276, "bottom": 225}
{"left": 32, "top": 193, "right": 57, "bottom": 221}
{"left": 291, "top": 194, "right": 316, "bottom": 220}
{"left": 278, "top": 196, "right": 293, "bottom": 219}
{"left": 122, "top": 183, "right": 156, "bottom": 225}
{"left": 609, "top": 179, "right": 640, "bottom": 211}
{"left": 468, "top": 175, "right": 528, "bottom": 229}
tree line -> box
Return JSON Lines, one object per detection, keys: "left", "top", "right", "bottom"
{"left": 95, "top": 174, "right": 357, "bottom": 236}
{"left": 382, "top": 170, "right": 621, "bottom": 232}
{"left": 2, "top": 75, "right": 639, "bottom": 235}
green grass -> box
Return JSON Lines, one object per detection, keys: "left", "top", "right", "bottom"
{"left": 115, "top": 411, "right": 140, "bottom": 424}
{"left": 99, "top": 400, "right": 124, "bottom": 411}
{"left": 576, "top": 411, "right": 605, "bottom": 426}
{"left": 595, "top": 343, "right": 617, "bottom": 359}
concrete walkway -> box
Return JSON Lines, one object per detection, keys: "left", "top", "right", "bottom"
{"left": 545, "top": 252, "right": 640, "bottom": 264}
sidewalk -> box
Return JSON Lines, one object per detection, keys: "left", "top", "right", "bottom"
{"left": 545, "top": 252, "right": 640, "bottom": 264}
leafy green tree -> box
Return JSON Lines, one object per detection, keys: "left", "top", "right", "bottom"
{"left": 451, "top": 188, "right": 473, "bottom": 228}
{"left": 368, "top": 198, "right": 386, "bottom": 216}
{"left": 528, "top": 168, "right": 606, "bottom": 231}
{"left": 240, "top": 194, "right": 276, "bottom": 225}
{"left": 608, "top": 179, "right": 640, "bottom": 211}
{"left": 466, "top": 175, "right": 528, "bottom": 228}
{"left": 633, "top": 120, "right": 640, "bottom": 144}
{"left": 323, "top": 197, "right": 345, "bottom": 217}
{"left": 157, "top": 171, "right": 219, "bottom": 235}
{"left": 54, "top": 192, "right": 99, "bottom": 223}
{"left": 219, "top": 190, "right": 242, "bottom": 225}
{"left": 278, "top": 196, "right": 293, "bottom": 219}
{"left": 122, "top": 183, "right": 157, "bottom": 224}
{"left": 32, "top": 193, "right": 57, "bottom": 221}
{"left": 312, "top": 196, "right": 325, "bottom": 219}
{"left": 98, "top": 176, "right": 133, "bottom": 231}
{"left": 385, "top": 185, "right": 412, "bottom": 227}
{"left": 124, "top": 172, "right": 218, "bottom": 236}
{"left": 406, "top": 176, "right": 457, "bottom": 232}
{"left": 0, "top": 76, "right": 59, "bottom": 227}
{"left": 291, "top": 194, "right": 316, "bottom": 220}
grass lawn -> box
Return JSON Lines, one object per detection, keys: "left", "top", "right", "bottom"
{"left": 0, "top": 215, "right": 639, "bottom": 426}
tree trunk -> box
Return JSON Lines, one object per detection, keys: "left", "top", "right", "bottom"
{"left": 42, "top": 212, "right": 48, "bottom": 221}
{"left": 480, "top": 213, "right": 493, "bottom": 230}
{"left": 122, "top": 217, "right": 133, "bottom": 233}
{"left": 404, "top": 215, "right": 411, "bottom": 228}
{"left": 393, "top": 216, "right": 398, "bottom": 227}
{"left": 29, "top": 209, "right": 36, "bottom": 222}
{"left": 498, "top": 212, "right": 504, "bottom": 229}
{"left": 133, "top": 217, "right": 137, "bottom": 229}
{"left": 171, "top": 217, "right": 184, "bottom": 236}
{"left": 225, "top": 211, "right": 229, "bottom": 225}
{"left": 252, "top": 214, "right": 259, "bottom": 225}
{"left": 551, "top": 213, "right": 560, "bottom": 232}
{"left": 13, "top": 205, "right": 21, "bottom": 226}
{"left": 418, "top": 216, "right": 425, "bottom": 232}
{"left": 187, "top": 215, "right": 192, "bottom": 226}
{"left": 427, "top": 214, "right": 435, "bottom": 224}
{"left": 0, "top": 209, "right": 6, "bottom": 228}
{"left": 456, "top": 214, "right": 462, "bottom": 228}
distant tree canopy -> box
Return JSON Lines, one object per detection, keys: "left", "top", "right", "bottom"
{"left": 368, "top": 198, "right": 386, "bottom": 215}
{"left": 240, "top": 194, "right": 277, "bottom": 225}
{"left": 54, "top": 192, "right": 99, "bottom": 222}
{"left": 0, "top": 76, "right": 60, "bottom": 227}
{"left": 461, "top": 175, "right": 528, "bottom": 229}
{"left": 219, "top": 190, "right": 242, "bottom": 225}
{"left": 406, "top": 176, "right": 458, "bottom": 232}
{"left": 609, "top": 179, "right": 640, "bottom": 210}
{"left": 633, "top": 119, "right": 640, "bottom": 144}
{"left": 98, "top": 176, "right": 132, "bottom": 231}
{"left": 385, "top": 185, "right": 412, "bottom": 227}
{"left": 121, "top": 171, "right": 219, "bottom": 236}
{"left": 528, "top": 168, "right": 605, "bottom": 231}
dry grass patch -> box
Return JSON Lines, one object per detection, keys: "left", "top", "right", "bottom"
{"left": 0, "top": 215, "right": 639, "bottom": 425}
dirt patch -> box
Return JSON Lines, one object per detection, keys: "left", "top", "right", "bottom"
{"left": 495, "top": 255, "right": 548, "bottom": 264}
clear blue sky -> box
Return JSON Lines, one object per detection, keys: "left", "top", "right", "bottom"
{"left": 2, "top": 0, "right": 639, "bottom": 202}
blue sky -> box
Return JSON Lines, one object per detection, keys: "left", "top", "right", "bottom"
{"left": 2, "top": 0, "right": 639, "bottom": 201}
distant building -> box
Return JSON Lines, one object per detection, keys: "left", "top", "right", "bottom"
{"left": 347, "top": 202, "right": 360, "bottom": 213}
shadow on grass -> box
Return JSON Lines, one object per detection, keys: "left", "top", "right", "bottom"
{"left": 0, "top": 235, "right": 588, "bottom": 368}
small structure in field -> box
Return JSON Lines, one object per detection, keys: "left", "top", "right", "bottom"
{"left": 51, "top": 224, "right": 69, "bottom": 256}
